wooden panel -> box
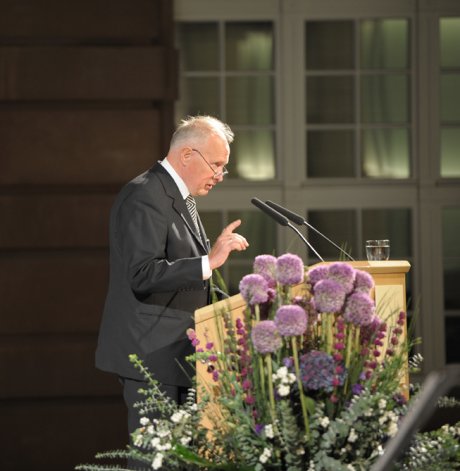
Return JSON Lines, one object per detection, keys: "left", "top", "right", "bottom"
{"left": 0, "top": 335, "right": 121, "bottom": 397}
{"left": 0, "top": 109, "right": 160, "bottom": 185}
{"left": 0, "top": 194, "right": 113, "bottom": 248}
{"left": 0, "top": 46, "right": 177, "bottom": 100}
{"left": 0, "top": 398, "right": 126, "bottom": 471}
{"left": 0, "top": 251, "right": 108, "bottom": 334}
{"left": 0, "top": 0, "right": 160, "bottom": 39}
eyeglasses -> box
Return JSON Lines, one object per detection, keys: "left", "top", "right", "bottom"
{"left": 191, "top": 148, "right": 229, "bottom": 178}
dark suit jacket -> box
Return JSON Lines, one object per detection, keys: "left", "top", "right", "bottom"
{"left": 96, "top": 163, "right": 210, "bottom": 386}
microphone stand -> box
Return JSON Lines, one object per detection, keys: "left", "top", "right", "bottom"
{"left": 251, "top": 198, "right": 324, "bottom": 262}
{"left": 265, "top": 200, "right": 355, "bottom": 262}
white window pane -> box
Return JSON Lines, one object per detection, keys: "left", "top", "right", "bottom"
{"left": 226, "top": 76, "right": 275, "bottom": 125}
{"left": 226, "top": 22, "right": 274, "bottom": 71}
{"left": 441, "top": 128, "right": 460, "bottom": 177}
{"left": 361, "top": 19, "right": 409, "bottom": 69}
{"left": 362, "top": 128, "right": 410, "bottom": 178}
{"left": 361, "top": 75, "right": 409, "bottom": 123}
{"left": 441, "top": 75, "right": 460, "bottom": 122}
{"left": 230, "top": 129, "right": 275, "bottom": 180}
{"left": 440, "top": 17, "right": 460, "bottom": 68}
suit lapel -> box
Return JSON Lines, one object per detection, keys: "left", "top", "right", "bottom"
{"left": 152, "top": 164, "right": 208, "bottom": 254}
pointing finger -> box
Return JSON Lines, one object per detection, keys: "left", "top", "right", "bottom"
{"left": 222, "top": 219, "right": 242, "bottom": 235}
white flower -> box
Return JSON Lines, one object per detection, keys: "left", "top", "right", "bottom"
{"left": 180, "top": 436, "right": 192, "bottom": 445}
{"left": 387, "top": 422, "right": 398, "bottom": 437}
{"left": 150, "top": 437, "right": 161, "bottom": 449}
{"left": 147, "top": 425, "right": 154, "bottom": 435}
{"left": 265, "top": 424, "right": 274, "bottom": 439}
{"left": 259, "top": 447, "right": 272, "bottom": 464}
{"left": 276, "top": 366, "right": 288, "bottom": 378}
{"left": 133, "top": 434, "right": 143, "bottom": 447}
{"left": 157, "top": 428, "right": 171, "bottom": 438}
{"left": 140, "top": 417, "right": 150, "bottom": 426}
{"left": 348, "top": 428, "right": 358, "bottom": 443}
{"left": 319, "top": 416, "right": 330, "bottom": 428}
{"left": 278, "top": 384, "right": 290, "bottom": 396}
{"left": 287, "top": 373, "right": 296, "bottom": 383}
{"left": 171, "top": 411, "right": 183, "bottom": 423}
{"left": 152, "top": 453, "right": 163, "bottom": 470}
{"left": 378, "top": 399, "right": 387, "bottom": 410}
{"left": 347, "top": 465, "right": 356, "bottom": 471}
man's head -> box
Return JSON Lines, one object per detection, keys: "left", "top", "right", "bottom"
{"left": 167, "top": 116, "right": 234, "bottom": 197}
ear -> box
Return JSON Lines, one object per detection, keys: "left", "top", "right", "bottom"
{"left": 179, "top": 146, "right": 193, "bottom": 167}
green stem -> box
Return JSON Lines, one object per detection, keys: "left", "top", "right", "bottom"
{"left": 291, "top": 336, "right": 310, "bottom": 440}
{"left": 326, "top": 313, "right": 334, "bottom": 355}
{"left": 265, "top": 355, "right": 276, "bottom": 424}
{"left": 255, "top": 304, "right": 260, "bottom": 322}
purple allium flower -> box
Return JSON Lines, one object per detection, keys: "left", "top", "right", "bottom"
{"left": 343, "top": 292, "right": 375, "bottom": 326}
{"left": 307, "top": 265, "right": 330, "bottom": 286}
{"left": 299, "top": 350, "right": 345, "bottom": 392}
{"left": 352, "top": 383, "right": 364, "bottom": 395}
{"left": 276, "top": 253, "right": 305, "bottom": 286}
{"left": 313, "top": 279, "right": 347, "bottom": 313}
{"left": 253, "top": 254, "right": 277, "bottom": 288}
{"left": 239, "top": 274, "right": 269, "bottom": 305}
{"left": 328, "top": 263, "right": 356, "bottom": 294}
{"left": 251, "top": 321, "right": 282, "bottom": 354}
{"left": 283, "top": 356, "right": 294, "bottom": 369}
{"left": 354, "top": 269, "right": 374, "bottom": 294}
{"left": 274, "top": 305, "right": 308, "bottom": 337}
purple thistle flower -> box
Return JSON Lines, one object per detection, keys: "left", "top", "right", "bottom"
{"left": 328, "top": 263, "right": 356, "bottom": 294}
{"left": 276, "top": 253, "right": 305, "bottom": 286}
{"left": 343, "top": 292, "right": 375, "bottom": 326}
{"left": 307, "top": 265, "right": 330, "bottom": 287}
{"left": 354, "top": 269, "right": 374, "bottom": 294}
{"left": 299, "top": 350, "right": 346, "bottom": 392}
{"left": 275, "top": 305, "right": 307, "bottom": 337}
{"left": 313, "top": 279, "right": 347, "bottom": 313}
{"left": 239, "top": 274, "right": 269, "bottom": 305}
{"left": 360, "top": 315, "right": 383, "bottom": 344}
{"left": 251, "top": 321, "right": 282, "bottom": 354}
{"left": 253, "top": 254, "right": 277, "bottom": 288}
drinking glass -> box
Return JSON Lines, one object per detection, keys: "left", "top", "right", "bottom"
{"left": 366, "top": 239, "right": 390, "bottom": 261}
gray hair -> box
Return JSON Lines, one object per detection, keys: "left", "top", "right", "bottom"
{"left": 170, "top": 115, "right": 234, "bottom": 149}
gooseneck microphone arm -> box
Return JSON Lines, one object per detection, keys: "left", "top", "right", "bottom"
{"left": 265, "top": 200, "right": 355, "bottom": 262}
{"left": 251, "top": 198, "right": 324, "bottom": 262}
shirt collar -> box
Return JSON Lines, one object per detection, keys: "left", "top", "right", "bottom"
{"left": 160, "top": 158, "right": 190, "bottom": 200}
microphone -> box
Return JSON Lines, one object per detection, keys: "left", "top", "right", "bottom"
{"left": 265, "top": 200, "right": 355, "bottom": 261}
{"left": 251, "top": 198, "right": 324, "bottom": 262}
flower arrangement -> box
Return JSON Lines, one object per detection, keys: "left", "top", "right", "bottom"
{"left": 77, "top": 254, "right": 460, "bottom": 471}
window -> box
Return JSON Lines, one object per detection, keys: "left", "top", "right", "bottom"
{"left": 305, "top": 19, "right": 411, "bottom": 179}
{"left": 440, "top": 17, "right": 460, "bottom": 178}
{"left": 176, "top": 21, "right": 277, "bottom": 181}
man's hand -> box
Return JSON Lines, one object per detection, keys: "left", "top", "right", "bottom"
{"left": 208, "top": 219, "right": 249, "bottom": 270}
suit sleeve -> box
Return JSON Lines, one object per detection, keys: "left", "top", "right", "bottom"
{"left": 115, "top": 192, "right": 204, "bottom": 297}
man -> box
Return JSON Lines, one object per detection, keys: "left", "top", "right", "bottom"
{"left": 96, "top": 115, "right": 249, "bottom": 436}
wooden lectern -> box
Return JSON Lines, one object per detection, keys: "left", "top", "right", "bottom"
{"left": 194, "top": 260, "right": 411, "bottom": 415}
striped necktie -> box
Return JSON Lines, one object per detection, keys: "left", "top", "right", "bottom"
{"left": 185, "top": 195, "right": 200, "bottom": 234}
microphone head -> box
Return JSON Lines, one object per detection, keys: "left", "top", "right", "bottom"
{"left": 265, "top": 200, "right": 305, "bottom": 225}
{"left": 251, "top": 197, "right": 290, "bottom": 226}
